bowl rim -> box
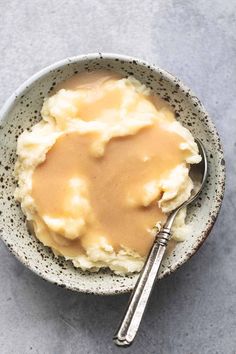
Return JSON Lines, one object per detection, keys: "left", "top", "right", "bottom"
{"left": 0, "top": 53, "right": 226, "bottom": 295}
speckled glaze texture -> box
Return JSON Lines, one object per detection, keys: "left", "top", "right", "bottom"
{"left": 0, "top": 53, "right": 225, "bottom": 295}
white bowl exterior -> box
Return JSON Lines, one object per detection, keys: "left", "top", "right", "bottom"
{"left": 0, "top": 54, "right": 225, "bottom": 294}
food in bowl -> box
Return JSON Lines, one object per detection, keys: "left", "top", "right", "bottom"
{"left": 14, "top": 71, "right": 201, "bottom": 274}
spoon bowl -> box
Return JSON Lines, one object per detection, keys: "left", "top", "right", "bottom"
{"left": 188, "top": 139, "right": 208, "bottom": 203}
{"left": 165, "top": 138, "right": 208, "bottom": 230}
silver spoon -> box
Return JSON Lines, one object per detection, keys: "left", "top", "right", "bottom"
{"left": 113, "top": 139, "right": 208, "bottom": 347}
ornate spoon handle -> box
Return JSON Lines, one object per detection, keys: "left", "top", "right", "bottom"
{"left": 113, "top": 228, "right": 171, "bottom": 347}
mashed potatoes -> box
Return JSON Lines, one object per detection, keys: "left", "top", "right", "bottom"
{"left": 14, "top": 72, "right": 201, "bottom": 275}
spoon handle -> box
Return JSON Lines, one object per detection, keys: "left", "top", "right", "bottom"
{"left": 113, "top": 228, "right": 171, "bottom": 347}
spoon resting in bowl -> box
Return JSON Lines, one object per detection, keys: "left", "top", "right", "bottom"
{"left": 113, "top": 138, "right": 208, "bottom": 347}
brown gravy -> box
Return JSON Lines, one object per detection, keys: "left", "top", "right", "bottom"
{"left": 32, "top": 124, "right": 188, "bottom": 256}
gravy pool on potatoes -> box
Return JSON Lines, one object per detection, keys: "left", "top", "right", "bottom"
{"left": 32, "top": 71, "right": 190, "bottom": 257}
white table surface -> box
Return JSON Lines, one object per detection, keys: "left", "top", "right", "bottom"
{"left": 0, "top": 1, "right": 235, "bottom": 353}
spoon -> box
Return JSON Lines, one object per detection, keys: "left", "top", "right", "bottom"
{"left": 113, "top": 139, "right": 208, "bottom": 347}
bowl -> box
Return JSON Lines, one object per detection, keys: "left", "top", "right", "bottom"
{"left": 0, "top": 53, "right": 225, "bottom": 295}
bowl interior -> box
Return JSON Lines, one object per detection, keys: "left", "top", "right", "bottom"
{"left": 0, "top": 54, "right": 225, "bottom": 294}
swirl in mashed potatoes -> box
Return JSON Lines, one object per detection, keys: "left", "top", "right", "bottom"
{"left": 14, "top": 71, "right": 201, "bottom": 275}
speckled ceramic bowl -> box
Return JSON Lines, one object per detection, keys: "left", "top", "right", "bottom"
{"left": 0, "top": 53, "right": 225, "bottom": 295}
